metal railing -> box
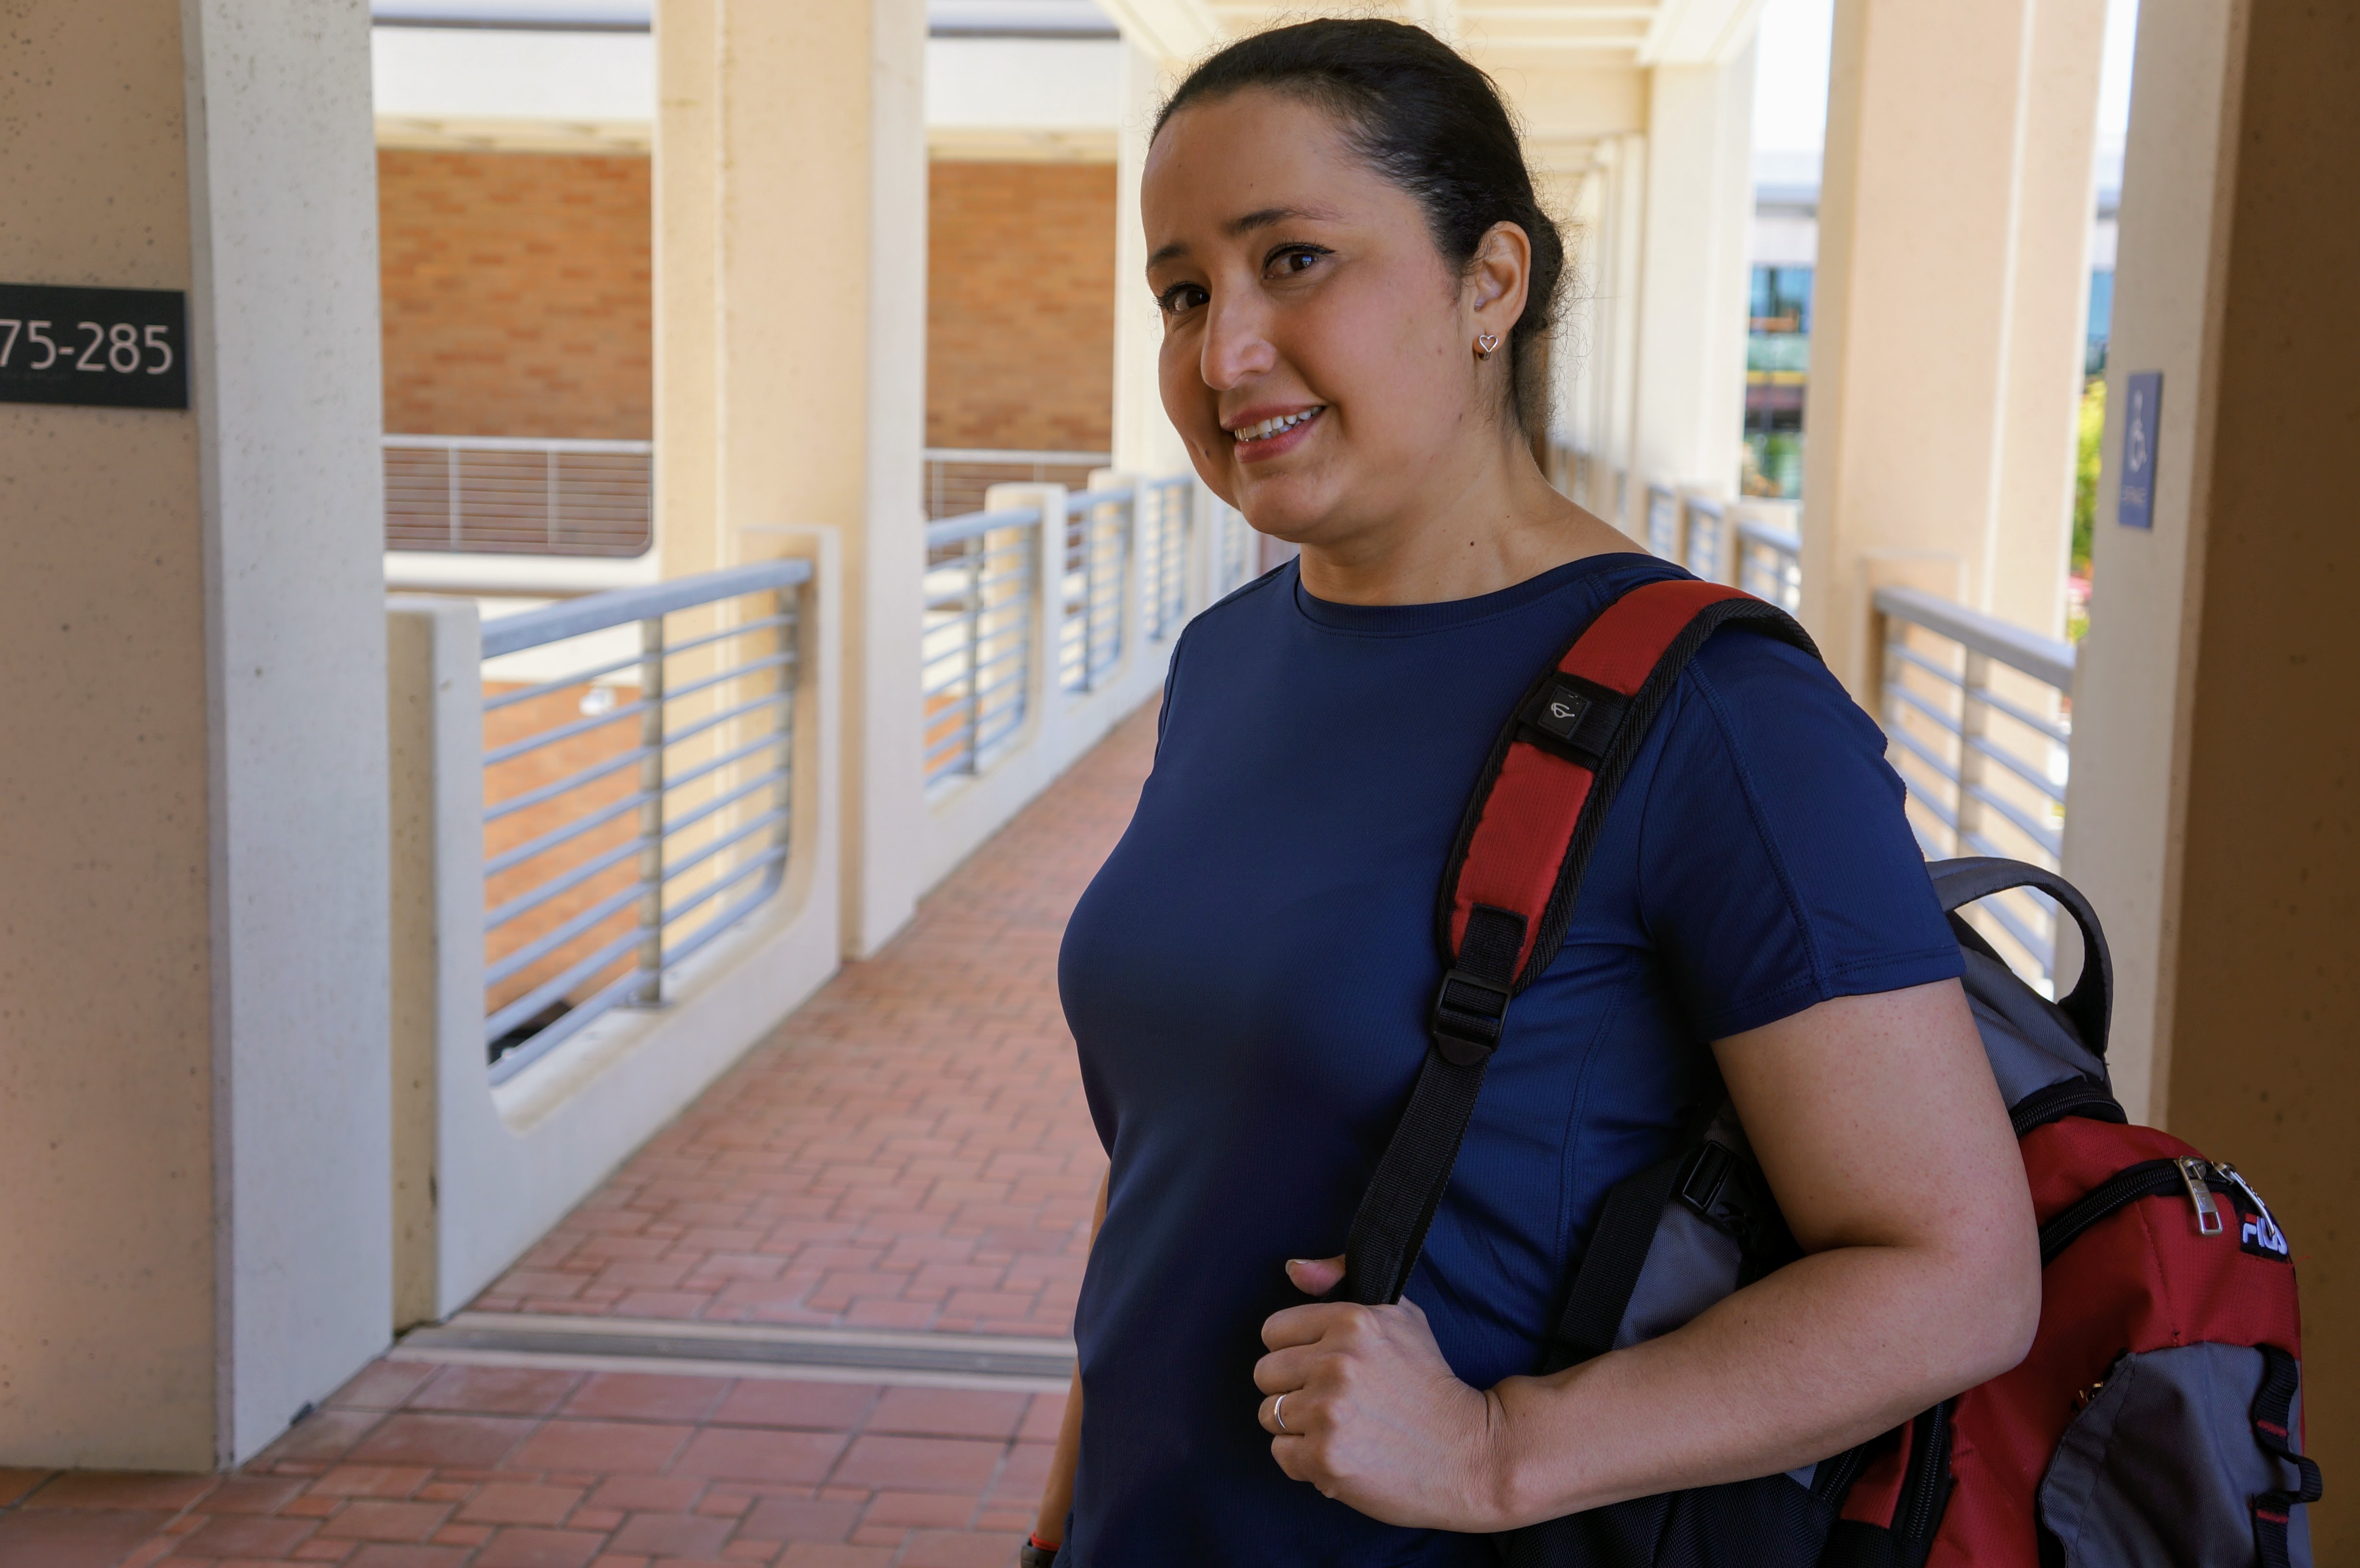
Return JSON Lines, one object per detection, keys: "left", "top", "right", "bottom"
{"left": 1646, "top": 484, "right": 1681, "bottom": 559}
{"left": 923, "top": 446, "right": 1111, "bottom": 521}
{"left": 386, "top": 434, "right": 654, "bottom": 557}
{"left": 478, "top": 559, "right": 808, "bottom": 1082}
{"left": 1061, "top": 484, "right": 1132, "bottom": 694}
{"left": 1138, "top": 475, "right": 1194, "bottom": 641}
{"left": 1733, "top": 514, "right": 1803, "bottom": 612}
{"left": 922, "top": 504, "right": 1040, "bottom": 786}
{"left": 1210, "top": 491, "right": 1255, "bottom": 596}
{"left": 1874, "top": 584, "right": 2076, "bottom": 986}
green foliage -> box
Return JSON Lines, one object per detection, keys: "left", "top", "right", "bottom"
{"left": 2073, "top": 377, "right": 2104, "bottom": 577}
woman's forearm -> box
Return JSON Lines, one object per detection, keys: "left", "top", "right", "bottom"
{"left": 1482, "top": 1236, "right": 2032, "bottom": 1527}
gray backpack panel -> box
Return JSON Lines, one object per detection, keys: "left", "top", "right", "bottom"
{"left": 2038, "top": 1343, "right": 2312, "bottom": 1568}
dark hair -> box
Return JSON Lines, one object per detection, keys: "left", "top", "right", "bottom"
{"left": 1154, "top": 18, "right": 1565, "bottom": 436}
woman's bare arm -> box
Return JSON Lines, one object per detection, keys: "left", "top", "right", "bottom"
{"left": 1032, "top": 1171, "right": 1109, "bottom": 1548}
{"left": 1251, "top": 980, "right": 2040, "bottom": 1529}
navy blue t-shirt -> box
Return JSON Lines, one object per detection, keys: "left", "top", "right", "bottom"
{"left": 1055, "top": 554, "right": 1962, "bottom": 1565}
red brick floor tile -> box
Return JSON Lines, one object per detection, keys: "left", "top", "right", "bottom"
{"left": 314, "top": 1499, "right": 453, "bottom": 1542}
{"left": 735, "top": 1497, "right": 861, "bottom": 1544}
{"left": 458, "top": 1482, "right": 585, "bottom": 1526}
{"left": 347, "top": 1414, "right": 534, "bottom": 1470}
{"left": 255, "top": 1409, "right": 385, "bottom": 1465}
{"left": 432, "top": 1522, "right": 493, "bottom": 1546}
{"left": 706, "top": 1383, "right": 877, "bottom": 1433}
{"left": 19, "top": 1472, "right": 218, "bottom": 1511}
{"left": 508, "top": 1421, "right": 693, "bottom": 1476}
{"left": 560, "top": 1374, "right": 726, "bottom": 1425}
{"left": 406, "top": 1365, "right": 583, "bottom": 1418}
{"left": 471, "top": 1526, "right": 607, "bottom": 1568}
{"left": 344, "top": 1546, "right": 472, "bottom": 1568}
{"left": 579, "top": 1476, "right": 703, "bottom": 1514}
{"left": 775, "top": 1547, "right": 895, "bottom": 1568}
{"left": 311, "top": 1466, "right": 434, "bottom": 1500}
{"left": 328, "top": 1361, "right": 440, "bottom": 1412}
{"left": 199, "top": 1475, "right": 312, "bottom": 1515}
{"left": 828, "top": 1436, "right": 1002, "bottom": 1494}
{"left": 670, "top": 1429, "right": 844, "bottom": 1486}
{"left": 898, "top": 1531, "right": 1028, "bottom": 1568}
{"left": 605, "top": 1512, "right": 734, "bottom": 1557}
{"left": 0, "top": 1474, "right": 49, "bottom": 1510}
{"left": 857, "top": 1491, "right": 971, "bottom": 1528}
{"left": 0, "top": 1508, "right": 176, "bottom": 1568}
{"left": 866, "top": 1388, "right": 1027, "bottom": 1441}
{"left": 174, "top": 1512, "right": 320, "bottom": 1558}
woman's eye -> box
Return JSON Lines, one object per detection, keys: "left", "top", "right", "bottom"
{"left": 1266, "top": 246, "right": 1328, "bottom": 278}
{"left": 1158, "top": 283, "right": 1209, "bottom": 316}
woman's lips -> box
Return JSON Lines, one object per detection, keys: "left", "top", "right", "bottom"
{"left": 1229, "top": 405, "right": 1324, "bottom": 464}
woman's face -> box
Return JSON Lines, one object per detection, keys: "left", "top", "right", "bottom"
{"left": 1142, "top": 88, "right": 1524, "bottom": 546}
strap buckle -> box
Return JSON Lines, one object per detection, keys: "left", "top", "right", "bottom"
{"left": 1430, "top": 968, "right": 1512, "bottom": 1066}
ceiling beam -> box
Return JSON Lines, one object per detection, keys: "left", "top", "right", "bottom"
{"left": 1637, "top": 0, "right": 1764, "bottom": 65}
{"left": 1093, "top": 0, "right": 1223, "bottom": 62}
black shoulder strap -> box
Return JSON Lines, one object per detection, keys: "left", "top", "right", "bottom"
{"left": 1338, "top": 579, "right": 1819, "bottom": 1306}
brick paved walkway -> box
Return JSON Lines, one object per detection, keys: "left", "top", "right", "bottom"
{"left": 0, "top": 702, "right": 1155, "bottom": 1568}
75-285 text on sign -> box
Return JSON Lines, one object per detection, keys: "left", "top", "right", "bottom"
{"left": 0, "top": 282, "right": 188, "bottom": 411}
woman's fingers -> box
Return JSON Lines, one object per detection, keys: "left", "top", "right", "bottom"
{"left": 1285, "top": 1253, "right": 1348, "bottom": 1296}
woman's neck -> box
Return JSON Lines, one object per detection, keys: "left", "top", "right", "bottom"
{"left": 1292, "top": 444, "right": 1635, "bottom": 607}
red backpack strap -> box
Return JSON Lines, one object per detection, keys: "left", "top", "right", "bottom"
{"left": 1340, "top": 577, "right": 1819, "bottom": 1306}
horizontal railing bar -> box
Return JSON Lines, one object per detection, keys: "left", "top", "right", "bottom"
{"left": 485, "top": 788, "right": 648, "bottom": 875}
{"left": 661, "top": 767, "right": 786, "bottom": 842}
{"left": 1974, "top": 684, "right": 2072, "bottom": 744}
{"left": 1067, "top": 486, "right": 1136, "bottom": 512}
{"left": 921, "top": 644, "right": 1029, "bottom": 698}
{"left": 925, "top": 506, "right": 1044, "bottom": 549}
{"left": 660, "top": 649, "right": 794, "bottom": 706}
{"left": 1889, "top": 725, "right": 1963, "bottom": 787}
{"left": 661, "top": 612, "right": 792, "bottom": 662}
{"left": 1967, "top": 735, "right": 2068, "bottom": 802}
{"left": 1885, "top": 681, "right": 1964, "bottom": 738}
{"left": 1899, "top": 774, "right": 1961, "bottom": 832}
{"left": 484, "top": 880, "right": 643, "bottom": 988}
{"left": 659, "top": 863, "right": 788, "bottom": 974}
{"left": 484, "top": 925, "right": 641, "bottom": 1044}
{"left": 662, "top": 808, "right": 787, "bottom": 886}
{"left": 923, "top": 446, "right": 1111, "bottom": 466}
{"left": 485, "top": 746, "right": 645, "bottom": 824}
{"left": 486, "top": 965, "right": 644, "bottom": 1087}
{"left": 388, "top": 433, "right": 653, "bottom": 455}
{"left": 484, "top": 836, "right": 640, "bottom": 932}
{"left": 664, "top": 731, "right": 788, "bottom": 796}
{"left": 482, "top": 559, "right": 811, "bottom": 658}
{"left": 484, "top": 650, "right": 647, "bottom": 712}
{"left": 1964, "top": 781, "right": 2064, "bottom": 858}
{"left": 664, "top": 690, "right": 787, "bottom": 750}
{"left": 1735, "top": 516, "right": 1803, "bottom": 556}
{"left": 1887, "top": 642, "right": 1965, "bottom": 687}
{"left": 483, "top": 696, "right": 651, "bottom": 767}
{"left": 924, "top": 728, "right": 976, "bottom": 766}
{"left": 659, "top": 843, "right": 785, "bottom": 931}
{"left": 1961, "top": 880, "right": 2057, "bottom": 972}
{"left": 1873, "top": 585, "right": 2075, "bottom": 691}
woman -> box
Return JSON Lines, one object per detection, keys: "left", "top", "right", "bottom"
{"left": 1025, "top": 19, "right": 2039, "bottom": 1566}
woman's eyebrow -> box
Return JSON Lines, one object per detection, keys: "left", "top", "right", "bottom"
{"left": 1146, "top": 204, "right": 1347, "bottom": 272}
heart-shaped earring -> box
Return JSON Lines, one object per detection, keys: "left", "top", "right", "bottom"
{"left": 1475, "top": 331, "right": 1500, "bottom": 357}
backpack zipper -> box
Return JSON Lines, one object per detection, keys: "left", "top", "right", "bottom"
{"left": 1896, "top": 1401, "right": 1954, "bottom": 1546}
{"left": 2215, "top": 1161, "right": 2287, "bottom": 1253}
{"left": 2040, "top": 1158, "right": 2237, "bottom": 1265}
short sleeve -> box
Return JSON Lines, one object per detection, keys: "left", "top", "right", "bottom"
{"left": 1636, "top": 632, "right": 1963, "bottom": 1040}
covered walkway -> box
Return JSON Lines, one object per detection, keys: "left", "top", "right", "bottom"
{"left": 0, "top": 705, "right": 1153, "bottom": 1568}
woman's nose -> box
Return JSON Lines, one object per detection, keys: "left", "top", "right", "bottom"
{"left": 1199, "top": 296, "right": 1278, "bottom": 391}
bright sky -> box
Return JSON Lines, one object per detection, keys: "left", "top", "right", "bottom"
{"left": 1751, "top": 0, "right": 2141, "bottom": 155}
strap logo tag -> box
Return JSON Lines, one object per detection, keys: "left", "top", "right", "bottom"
{"left": 1534, "top": 683, "right": 1593, "bottom": 741}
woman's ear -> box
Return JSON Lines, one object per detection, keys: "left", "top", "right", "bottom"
{"left": 1468, "top": 220, "right": 1533, "bottom": 333}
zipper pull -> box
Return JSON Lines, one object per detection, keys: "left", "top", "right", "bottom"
{"left": 2177, "top": 1157, "right": 2225, "bottom": 1236}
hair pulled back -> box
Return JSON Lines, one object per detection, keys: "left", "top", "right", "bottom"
{"left": 1155, "top": 18, "right": 1565, "bottom": 436}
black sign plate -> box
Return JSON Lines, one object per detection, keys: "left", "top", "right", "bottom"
{"left": 0, "top": 283, "right": 189, "bottom": 409}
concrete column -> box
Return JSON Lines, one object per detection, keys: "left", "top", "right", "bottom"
{"left": 2063, "top": 2, "right": 2360, "bottom": 1534}
{"left": 656, "top": 0, "right": 928, "bottom": 957}
{"left": 1798, "top": 0, "right": 2108, "bottom": 696}
{"left": 1111, "top": 39, "right": 1191, "bottom": 479}
{"left": 1592, "top": 134, "right": 1648, "bottom": 528}
{"left": 1629, "top": 45, "right": 1757, "bottom": 504}
{"left": 0, "top": 0, "right": 390, "bottom": 1467}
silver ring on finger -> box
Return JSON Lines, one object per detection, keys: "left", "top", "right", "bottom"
{"left": 1272, "top": 1393, "right": 1291, "bottom": 1433}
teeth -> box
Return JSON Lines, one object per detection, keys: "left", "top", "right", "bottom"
{"left": 1233, "top": 406, "right": 1323, "bottom": 443}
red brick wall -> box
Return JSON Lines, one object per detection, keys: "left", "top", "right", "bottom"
{"left": 927, "top": 160, "right": 1117, "bottom": 453}
{"left": 376, "top": 150, "right": 1118, "bottom": 454}
{"left": 379, "top": 148, "right": 653, "bottom": 440}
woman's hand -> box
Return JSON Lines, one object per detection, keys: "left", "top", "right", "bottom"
{"left": 1253, "top": 1255, "right": 1510, "bottom": 1530}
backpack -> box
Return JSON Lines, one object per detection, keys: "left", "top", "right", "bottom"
{"left": 1337, "top": 576, "right": 2321, "bottom": 1567}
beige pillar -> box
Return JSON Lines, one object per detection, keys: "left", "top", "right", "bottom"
{"left": 0, "top": 0, "right": 391, "bottom": 1468}
{"left": 1111, "top": 39, "right": 1191, "bottom": 479}
{"left": 1799, "top": 0, "right": 2108, "bottom": 696}
{"left": 1630, "top": 45, "right": 1757, "bottom": 504}
{"left": 2063, "top": 3, "right": 2360, "bottom": 1536}
{"left": 657, "top": 0, "right": 928, "bottom": 958}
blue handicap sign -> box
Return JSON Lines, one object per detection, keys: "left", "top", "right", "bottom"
{"left": 2117, "top": 370, "right": 2162, "bottom": 529}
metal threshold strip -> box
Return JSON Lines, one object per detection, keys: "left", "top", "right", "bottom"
{"left": 393, "top": 1312, "right": 1075, "bottom": 1394}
